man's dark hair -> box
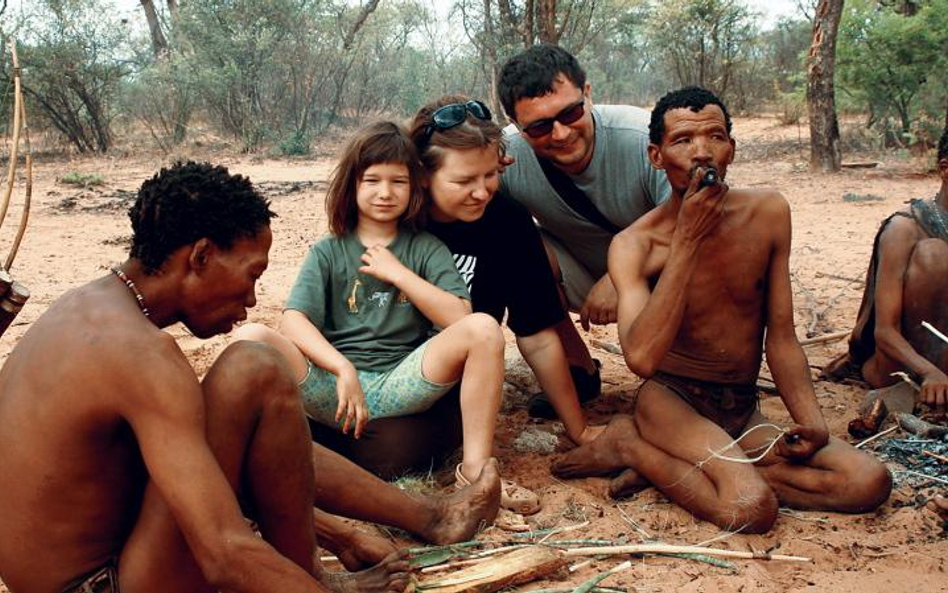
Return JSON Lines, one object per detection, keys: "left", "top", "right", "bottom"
{"left": 129, "top": 161, "right": 276, "bottom": 274}
{"left": 938, "top": 127, "right": 948, "bottom": 162}
{"left": 649, "top": 86, "right": 733, "bottom": 145}
{"left": 498, "top": 44, "right": 586, "bottom": 121}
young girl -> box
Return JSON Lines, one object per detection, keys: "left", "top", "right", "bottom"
{"left": 238, "top": 121, "right": 538, "bottom": 515}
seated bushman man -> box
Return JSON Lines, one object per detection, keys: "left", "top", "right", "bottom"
{"left": 553, "top": 87, "right": 892, "bottom": 533}
{"left": 823, "top": 127, "right": 948, "bottom": 412}
{"left": 0, "top": 162, "right": 499, "bottom": 593}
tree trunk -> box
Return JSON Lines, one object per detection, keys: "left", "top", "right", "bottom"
{"left": 806, "top": 0, "right": 844, "bottom": 172}
{"left": 139, "top": 0, "right": 168, "bottom": 58}
{"left": 537, "top": 0, "right": 558, "bottom": 44}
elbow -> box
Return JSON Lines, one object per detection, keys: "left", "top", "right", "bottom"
{"left": 623, "top": 351, "right": 657, "bottom": 379}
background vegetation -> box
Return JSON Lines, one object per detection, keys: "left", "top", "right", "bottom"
{"left": 0, "top": 0, "right": 945, "bottom": 157}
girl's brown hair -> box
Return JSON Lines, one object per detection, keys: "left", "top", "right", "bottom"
{"left": 325, "top": 121, "right": 426, "bottom": 236}
{"left": 408, "top": 94, "right": 505, "bottom": 177}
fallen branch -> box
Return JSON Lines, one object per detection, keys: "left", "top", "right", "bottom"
{"left": 563, "top": 544, "right": 810, "bottom": 563}
{"left": 799, "top": 330, "right": 850, "bottom": 346}
{"left": 589, "top": 338, "right": 622, "bottom": 356}
{"left": 922, "top": 450, "right": 948, "bottom": 464}
{"left": 896, "top": 413, "right": 948, "bottom": 439}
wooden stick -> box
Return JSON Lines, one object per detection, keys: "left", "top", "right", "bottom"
{"left": 0, "top": 38, "right": 23, "bottom": 241}
{"left": 563, "top": 544, "right": 810, "bottom": 563}
{"left": 855, "top": 425, "right": 899, "bottom": 449}
{"left": 922, "top": 321, "right": 948, "bottom": 346}
{"left": 922, "top": 450, "right": 948, "bottom": 464}
{"left": 5, "top": 41, "right": 31, "bottom": 272}
{"left": 899, "top": 470, "right": 948, "bottom": 487}
{"left": 799, "top": 330, "right": 850, "bottom": 346}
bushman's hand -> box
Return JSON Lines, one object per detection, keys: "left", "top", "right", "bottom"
{"left": 919, "top": 369, "right": 948, "bottom": 413}
{"left": 776, "top": 424, "right": 829, "bottom": 462}
{"left": 675, "top": 165, "right": 729, "bottom": 245}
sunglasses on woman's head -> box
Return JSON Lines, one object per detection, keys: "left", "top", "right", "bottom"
{"left": 422, "top": 100, "right": 492, "bottom": 144}
{"left": 520, "top": 98, "right": 586, "bottom": 139}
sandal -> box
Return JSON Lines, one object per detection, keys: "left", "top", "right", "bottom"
{"left": 455, "top": 464, "right": 541, "bottom": 516}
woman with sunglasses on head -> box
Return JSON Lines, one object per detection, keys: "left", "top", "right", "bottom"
{"left": 407, "top": 95, "right": 605, "bottom": 450}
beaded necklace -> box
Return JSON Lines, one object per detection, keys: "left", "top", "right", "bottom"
{"left": 931, "top": 193, "right": 948, "bottom": 233}
{"left": 110, "top": 267, "right": 150, "bottom": 318}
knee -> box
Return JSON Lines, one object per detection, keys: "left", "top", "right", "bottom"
{"left": 461, "top": 313, "right": 504, "bottom": 351}
{"left": 714, "top": 484, "right": 779, "bottom": 534}
{"left": 833, "top": 457, "right": 892, "bottom": 512}
{"left": 207, "top": 341, "right": 298, "bottom": 408}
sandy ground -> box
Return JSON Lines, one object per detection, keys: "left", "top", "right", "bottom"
{"left": 1, "top": 116, "right": 946, "bottom": 592}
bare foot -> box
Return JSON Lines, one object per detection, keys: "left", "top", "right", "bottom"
{"left": 552, "top": 415, "right": 637, "bottom": 478}
{"left": 321, "top": 550, "right": 410, "bottom": 593}
{"left": 334, "top": 530, "right": 400, "bottom": 572}
{"left": 928, "top": 494, "right": 948, "bottom": 522}
{"left": 420, "top": 458, "right": 501, "bottom": 544}
{"left": 608, "top": 468, "right": 650, "bottom": 499}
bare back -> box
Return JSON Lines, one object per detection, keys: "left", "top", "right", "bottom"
{"left": 612, "top": 188, "right": 787, "bottom": 384}
{"left": 0, "top": 277, "right": 195, "bottom": 593}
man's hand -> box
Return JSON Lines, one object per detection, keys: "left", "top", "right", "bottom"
{"left": 498, "top": 154, "right": 515, "bottom": 175}
{"left": 919, "top": 369, "right": 948, "bottom": 412}
{"left": 579, "top": 274, "right": 618, "bottom": 330}
{"left": 675, "top": 166, "right": 729, "bottom": 245}
{"left": 776, "top": 424, "right": 829, "bottom": 462}
{"left": 359, "top": 244, "right": 408, "bottom": 286}
{"left": 335, "top": 367, "right": 369, "bottom": 439}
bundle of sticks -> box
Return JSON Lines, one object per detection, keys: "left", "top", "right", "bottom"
{"left": 0, "top": 39, "right": 33, "bottom": 339}
{"left": 405, "top": 523, "right": 810, "bottom": 593}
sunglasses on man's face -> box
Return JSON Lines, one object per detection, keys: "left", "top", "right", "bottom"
{"left": 521, "top": 98, "right": 586, "bottom": 139}
{"left": 423, "top": 100, "right": 492, "bottom": 144}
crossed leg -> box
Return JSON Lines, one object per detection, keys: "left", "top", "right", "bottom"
{"left": 117, "top": 341, "right": 409, "bottom": 593}
{"left": 555, "top": 380, "right": 890, "bottom": 533}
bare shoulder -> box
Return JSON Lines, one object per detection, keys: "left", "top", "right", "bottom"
{"left": 727, "top": 187, "right": 789, "bottom": 217}
{"left": 877, "top": 210, "right": 924, "bottom": 245}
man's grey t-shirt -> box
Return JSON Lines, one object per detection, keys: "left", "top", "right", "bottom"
{"left": 499, "top": 105, "right": 671, "bottom": 292}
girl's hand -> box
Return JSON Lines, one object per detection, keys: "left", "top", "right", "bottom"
{"left": 335, "top": 368, "right": 369, "bottom": 439}
{"left": 360, "top": 245, "right": 409, "bottom": 285}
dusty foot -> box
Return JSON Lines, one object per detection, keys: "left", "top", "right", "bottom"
{"left": 928, "top": 495, "right": 948, "bottom": 522}
{"left": 321, "top": 550, "right": 410, "bottom": 593}
{"left": 608, "top": 468, "right": 650, "bottom": 499}
{"left": 420, "top": 458, "right": 501, "bottom": 544}
{"left": 552, "top": 415, "right": 637, "bottom": 478}
{"left": 333, "top": 530, "right": 399, "bottom": 572}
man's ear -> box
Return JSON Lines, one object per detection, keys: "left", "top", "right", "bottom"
{"left": 939, "top": 157, "right": 948, "bottom": 179}
{"left": 727, "top": 137, "right": 736, "bottom": 165}
{"left": 188, "top": 238, "right": 214, "bottom": 273}
{"left": 647, "top": 143, "right": 664, "bottom": 171}
{"left": 584, "top": 82, "right": 592, "bottom": 101}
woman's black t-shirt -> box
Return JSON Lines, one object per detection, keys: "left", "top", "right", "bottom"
{"left": 427, "top": 195, "right": 566, "bottom": 337}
